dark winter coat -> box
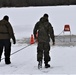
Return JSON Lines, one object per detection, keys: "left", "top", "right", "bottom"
{"left": 33, "top": 17, "right": 55, "bottom": 43}
{"left": 0, "top": 19, "right": 15, "bottom": 40}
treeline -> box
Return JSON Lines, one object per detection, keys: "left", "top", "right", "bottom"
{"left": 0, "top": 0, "right": 76, "bottom": 7}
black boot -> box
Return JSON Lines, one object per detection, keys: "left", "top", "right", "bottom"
{"left": 5, "top": 61, "right": 11, "bottom": 64}
{"left": 5, "top": 58, "right": 11, "bottom": 64}
{"left": 45, "top": 62, "right": 50, "bottom": 68}
{"left": 38, "top": 61, "right": 42, "bottom": 69}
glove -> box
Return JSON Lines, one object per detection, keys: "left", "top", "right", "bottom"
{"left": 12, "top": 36, "right": 16, "bottom": 44}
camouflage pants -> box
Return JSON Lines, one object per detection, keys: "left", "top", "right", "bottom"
{"left": 37, "top": 42, "right": 51, "bottom": 63}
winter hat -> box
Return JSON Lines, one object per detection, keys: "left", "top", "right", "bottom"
{"left": 43, "top": 13, "right": 48, "bottom": 18}
{"left": 3, "top": 15, "right": 9, "bottom": 21}
{"left": 43, "top": 13, "right": 49, "bottom": 22}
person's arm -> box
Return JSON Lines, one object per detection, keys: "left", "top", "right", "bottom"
{"left": 6, "top": 22, "right": 16, "bottom": 44}
{"left": 49, "top": 23, "right": 55, "bottom": 45}
{"left": 33, "top": 22, "right": 39, "bottom": 39}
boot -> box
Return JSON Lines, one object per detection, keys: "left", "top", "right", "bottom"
{"left": 5, "top": 61, "right": 11, "bottom": 64}
{"left": 5, "top": 58, "right": 11, "bottom": 64}
{"left": 45, "top": 62, "right": 50, "bottom": 68}
{"left": 38, "top": 61, "right": 42, "bottom": 69}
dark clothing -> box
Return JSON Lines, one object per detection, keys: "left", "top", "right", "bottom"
{"left": 33, "top": 17, "right": 55, "bottom": 43}
{"left": 37, "top": 42, "right": 50, "bottom": 62}
{"left": 0, "top": 19, "right": 15, "bottom": 40}
{"left": 0, "top": 16, "right": 16, "bottom": 64}
{"left": 0, "top": 39, "right": 11, "bottom": 63}
{"left": 33, "top": 16, "right": 55, "bottom": 64}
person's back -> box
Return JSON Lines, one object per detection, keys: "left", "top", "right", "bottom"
{"left": 33, "top": 13, "right": 55, "bottom": 69}
{"left": 0, "top": 19, "right": 10, "bottom": 39}
{"left": 37, "top": 17, "right": 54, "bottom": 43}
{"left": 0, "top": 15, "right": 16, "bottom": 64}
{"left": 34, "top": 16, "right": 55, "bottom": 43}
{"left": 38, "top": 17, "right": 54, "bottom": 42}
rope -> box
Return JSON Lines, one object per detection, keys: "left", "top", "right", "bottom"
{"left": 1, "top": 43, "right": 35, "bottom": 60}
{"left": 55, "top": 30, "right": 64, "bottom": 42}
{"left": 55, "top": 30, "right": 72, "bottom": 43}
{"left": 57, "top": 30, "right": 64, "bottom": 36}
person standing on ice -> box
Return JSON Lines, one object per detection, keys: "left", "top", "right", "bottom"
{"left": 0, "top": 15, "right": 16, "bottom": 64}
{"left": 33, "top": 13, "right": 55, "bottom": 69}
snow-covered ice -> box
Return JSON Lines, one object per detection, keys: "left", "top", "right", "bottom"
{"left": 1, "top": 43, "right": 76, "bottom": 74}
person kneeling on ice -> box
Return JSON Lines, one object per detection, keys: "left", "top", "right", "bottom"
{"left": 33, "top": 13, "right": 55, "bottom": 69}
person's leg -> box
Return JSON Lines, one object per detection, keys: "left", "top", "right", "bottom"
{"left": 4, "top": 39, "right": 11, "bottom": 64}
{"left": 37, "top": 42, "right": 44, "bottom": 62}
{"left": 0, "top": 40, "right": 4, "bottom": 62}
{"left": 0, "top": 46, "right": 3, "bottom": 62}
{"left": 44, "top": 42, "right": 51, "bottom": 68}
{"left": 37, "top": 42, "right": 43, "bottom": 69}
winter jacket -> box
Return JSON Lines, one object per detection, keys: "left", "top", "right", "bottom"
{"left": 0, "top": 19, "right": 15, "bottom": 41}
{"left": 33, "top": 17, "right": 55, "bottom": 43}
